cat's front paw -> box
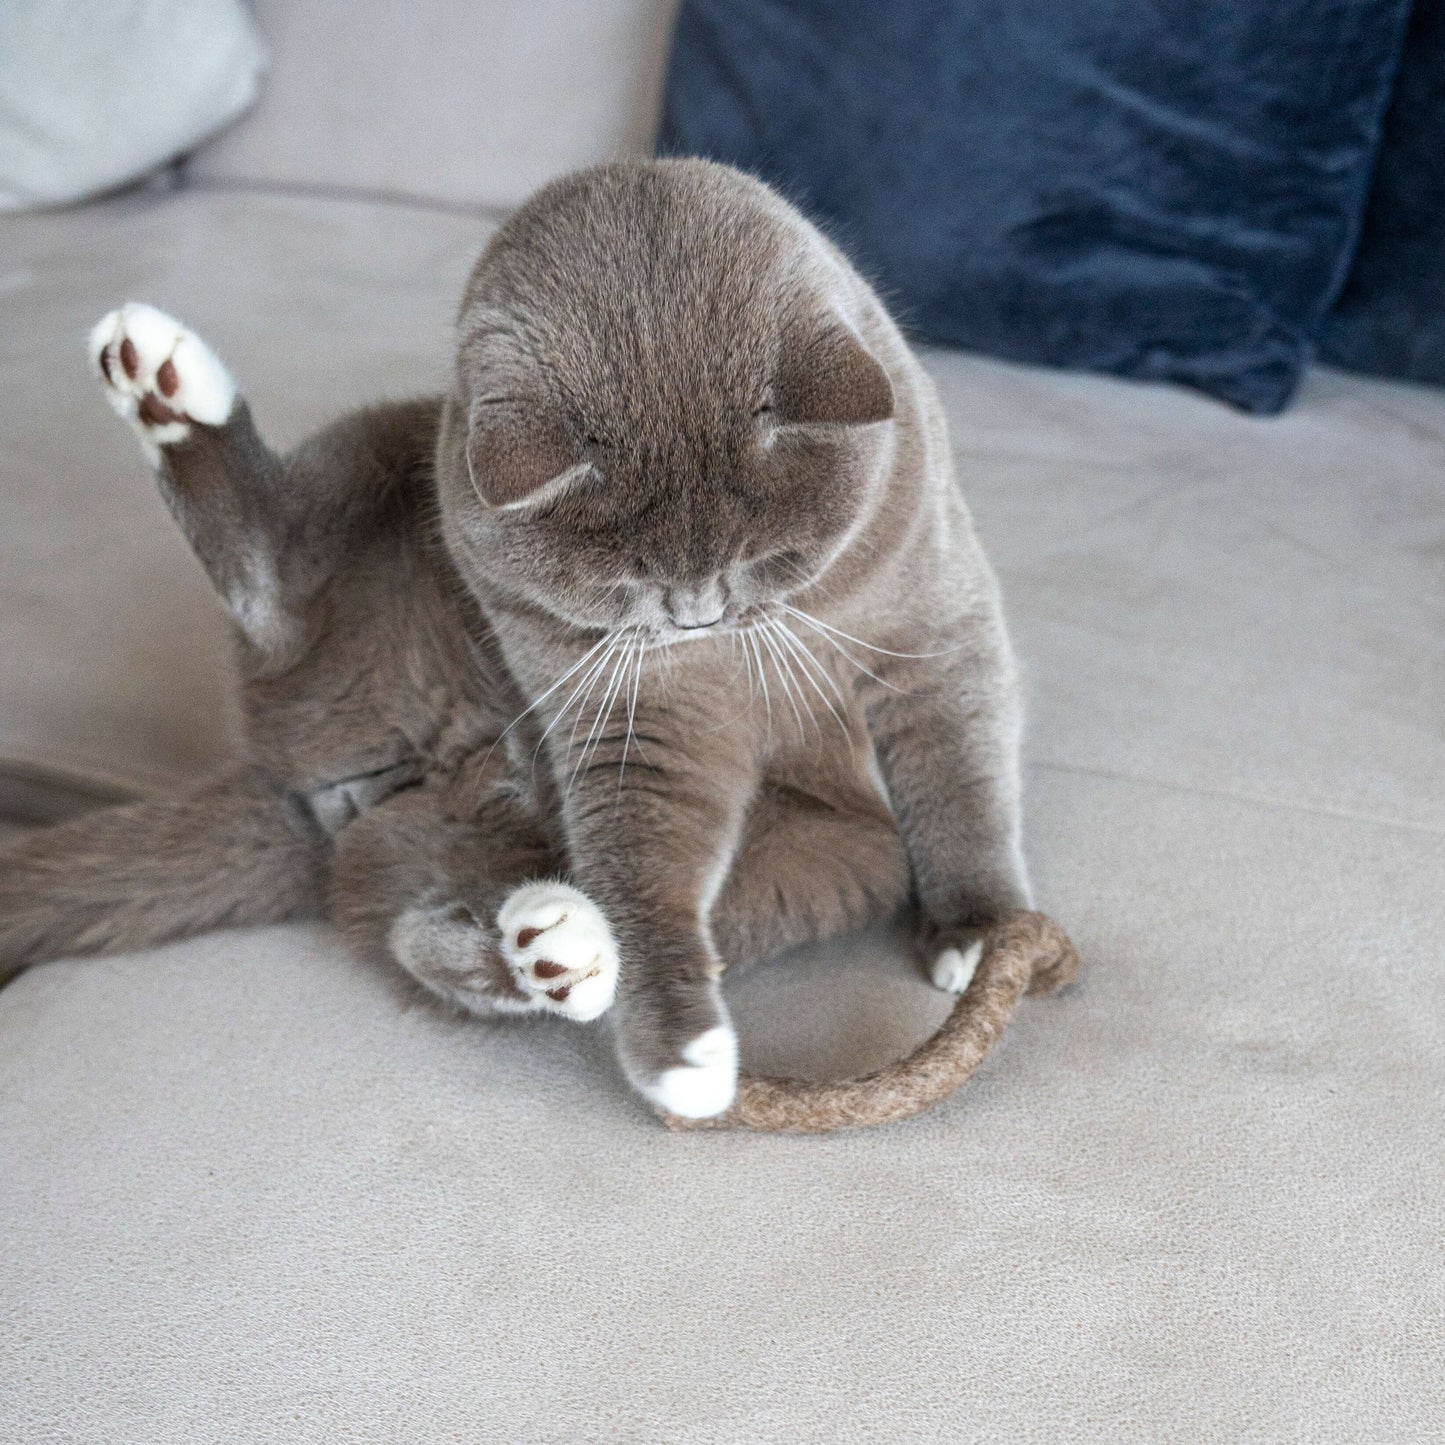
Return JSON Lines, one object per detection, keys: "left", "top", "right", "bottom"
{"left": 496, "top": 880, "right": 620, "bottom": 1022}
{"left": 929, "top": 927, "right": 986, "bottom": 994}
{"left": 637, "top": 1024, "right": 739, "bottom": 1119}
{"left": 89, "top": 302, "right": 235, "bottom": 454}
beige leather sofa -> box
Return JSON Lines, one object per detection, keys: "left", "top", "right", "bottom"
{"left": 2, "top": 3, "right": 1441, "bottom": 1439}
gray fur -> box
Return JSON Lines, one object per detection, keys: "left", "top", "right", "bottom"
{"left": 1, "top": 160, "right": 1026, "bottom": 1119}
{"left": 435, "top": 159, "right": 1028, "bottom": 1100}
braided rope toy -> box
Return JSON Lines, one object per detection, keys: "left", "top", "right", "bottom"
{"left": 660, "top": 910, "right": 1079, "bottom": 1134}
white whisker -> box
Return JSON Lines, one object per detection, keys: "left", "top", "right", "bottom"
{"left": 762, "top": 618, "right": 816, "bottom": 738}
{"left": 482, "top": 631, "right": 614, "bottom": 771}
{"left": 781, "top": 603, "right": 960, "bottom": 659}
{"left": 569, "top": 632, "right": 633, "bottom": 795}
{"left": 747, "top": 631, "right": 772, "bottom": 737}
{"left": 781, "top": 608, "right": 905, "bottom": 692}
{"left": 756, "top": 620, "right": 808, "bottom": 737}
{"left": 618, "top": 636, "right": 644, "bottom": 790}
{"left": 737, "top": 631, "right": 756, "bottom": 706}
{"left": 546, "top": 632, "right": 623, "bottom": 767}
{"left": 771, "top": 618, "right": 849, "bottom": 736}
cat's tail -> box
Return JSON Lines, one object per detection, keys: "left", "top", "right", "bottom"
{"left": 0, "top": 766, "right": 327, "bottom": 985}
{"left": 659, "top": 910, "right": 1079, "bottom": 1135}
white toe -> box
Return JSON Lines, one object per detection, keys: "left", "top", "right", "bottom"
{"left": 90, "top": 302, "right": 236, "bottom": 452}
{"left": 641, "top": 1025, "right": 739, "bottom": 1118}
{"left": 88, "top": 309, "right": 122, "bottom": 376}
{"left": 931, "top": 939, "right": 984, "bottom": 993}
{"left": 169, "top": 325, "right": 235, "bottom": 424}
{"left": 496, "top": 880, "right": 621, "bottom": 1022}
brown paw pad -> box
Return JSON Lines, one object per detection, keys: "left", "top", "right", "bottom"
{"left": 532, "top": 959, "right": 567, "bottom": 980}
{"left": 137, "top": 393, "right": 184, "bottom": 427}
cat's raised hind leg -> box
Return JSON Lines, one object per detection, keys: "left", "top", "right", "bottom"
{"left": 91, "top": 302, "right": 304, "bottom": 659}
{"left": 710, "top": 782, "right": 911, "bottom": 973}
{"left": 91, "top": 303, "right": 436, "bottom": 671}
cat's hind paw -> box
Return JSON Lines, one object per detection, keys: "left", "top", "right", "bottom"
{"left": 497, "top": 880, "right": 621, "bottom": 1022}
{"left": 90, "top": 303, "right": 235, "bottom": 454}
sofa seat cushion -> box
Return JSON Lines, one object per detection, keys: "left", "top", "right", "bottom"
{"left": 2, "top": 763, "right": 1442, "bottom": 1439}
{"left": 3, "top": 183, "right": 1443, "bottom": 1437}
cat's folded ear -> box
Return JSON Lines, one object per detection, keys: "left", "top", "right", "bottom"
{"left": 775, "top": 319, "right": 894, "bottom": 427}
{"left": 465, "top": 402, "right": 581, "bottom": 507}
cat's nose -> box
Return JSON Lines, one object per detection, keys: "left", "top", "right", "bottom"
{"left": 665, "top": 585, "right": 726, "bottom": 630}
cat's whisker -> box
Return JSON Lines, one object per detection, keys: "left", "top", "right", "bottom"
{"left": 583, "top": 640, "right": 634, "bottom": 788}
{"left": 755, "top": 621, "right": 808, "bottom": 737}
{"left": 617, "top": 636, "right": 645, "bottom": 790}
{"left": 781, "top": 603, "right": 961, "bottom": 659}
{"left": 746, "top": 631, "right": 772, "bottom": 737}
{"left": 564, "top": 641, "right": 620, "bottom": 776}
{"left": 780, "top": 608, "right": 905, "bottom": 692}
{"left": 570, "top": 631, "right": 634, "bottom": 796}
{"left": 558, "top": 635, "right": 633, "bottom": 798}
{"left": 771, "top": 615, "right": 846, "bottom": 707}
{"left": 771, "top": 619, "right": 850, "bottom": 736}
{"left": 761, "top": 618, "right": 817, "bottom": 739}
{"left": 539, "top": 631, "right": 621, "bottom": 770}
{"left": 735, "top": 631, "right": 756, "bottom": 705}
{"left": 482, "top": 630, "right": 615, "bottom": 773}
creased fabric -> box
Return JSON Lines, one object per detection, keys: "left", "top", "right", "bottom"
{"left": 660, "top": 0, "right": 1412, "bottom": 413}
{"left": 1321, "top": 0, "right": 1445, "bottom": 385}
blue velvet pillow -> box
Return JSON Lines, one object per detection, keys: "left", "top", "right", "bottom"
{"left": 1321, "top": 0, "right": 1445, "bottom": 386}
{"left": 660, "top": 0, "right": 1412, "bottom": 413}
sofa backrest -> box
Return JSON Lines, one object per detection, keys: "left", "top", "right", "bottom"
{"left": 190, "top": 0, "right": 680, "bottom": 210}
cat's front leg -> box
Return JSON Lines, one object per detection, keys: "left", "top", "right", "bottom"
{"left": 563, "top": 745, "right": 751, "bottom": 1119}
{"left": 866, "top": 619, "right": 1033, "bottom": 994}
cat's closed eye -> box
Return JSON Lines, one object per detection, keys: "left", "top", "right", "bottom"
{"left": 749, "top": 546, "right": 805, "bottom": 578}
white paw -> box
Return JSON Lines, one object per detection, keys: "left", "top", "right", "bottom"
{"left": 930, "top": 935, "right": 984, "bottom": 993}
{"left": 640, "top": 1025, "right": 739, "bottom": 1119}
{"left": 496, "top": 880, "right": 621, "bottom": 1022}
{"left": 90, "top": 302, "right": 235, "bottom": 456}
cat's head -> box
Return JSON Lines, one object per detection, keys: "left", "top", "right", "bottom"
{"left": 438, "top": 160, "right": 895, "bottom": 642}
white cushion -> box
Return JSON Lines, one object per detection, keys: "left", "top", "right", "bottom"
{"left": 0, "top": 0, "right": 266, "bottom": 213}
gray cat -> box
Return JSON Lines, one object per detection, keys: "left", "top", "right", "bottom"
{"left": 0, "top": 159, "right": 1029, "bottom": 1119}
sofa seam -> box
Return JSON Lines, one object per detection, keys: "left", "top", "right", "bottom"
{"left": 177, "top": 172, "right": 513, "bottom": 224}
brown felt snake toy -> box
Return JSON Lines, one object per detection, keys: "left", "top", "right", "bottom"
{"left": 659, "top": 910, "right": 1079, "bottom": 1134}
